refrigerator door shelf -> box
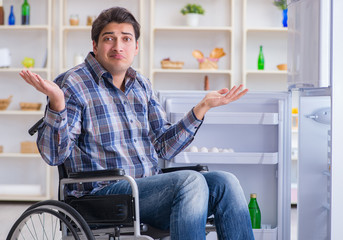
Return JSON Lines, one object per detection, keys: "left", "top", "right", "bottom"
{"left": 253, "top": 227, "right": 278, "bottom": 240}
{"left": 170, "top": 112, "right": 279, "bottom": 125}
{"left": 173, "top": 152, "right": 278, "bottom": 165}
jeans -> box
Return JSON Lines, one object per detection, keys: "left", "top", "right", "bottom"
{"left": 95, "top": 170, "right": 255, "bottom": 240}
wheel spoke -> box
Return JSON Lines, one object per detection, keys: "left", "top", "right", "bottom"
{"left": 38, "top": 213, "right": 49, "bottom": 240}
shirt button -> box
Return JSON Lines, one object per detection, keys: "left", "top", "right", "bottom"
{"left": 123, "top": 101, "right": 127, "bottom": 105}
{"left": 134, "top": 139, "right": 137, "bottom": 143}
{"left": 130, "top": 119, "right": 133, "bottom": 123}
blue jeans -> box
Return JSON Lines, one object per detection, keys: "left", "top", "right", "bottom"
{"left": 95, "top": 170, "right": 254, "bottom": 240}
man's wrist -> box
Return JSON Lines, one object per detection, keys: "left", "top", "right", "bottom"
{"left": 193, "top": 100, "right": 210, "bottom": 120}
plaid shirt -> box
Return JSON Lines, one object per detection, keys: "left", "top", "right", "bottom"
{"left": 37, "top": 52, "right": 202, "bottom": 196}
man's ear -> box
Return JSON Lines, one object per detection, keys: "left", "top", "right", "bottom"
{"left": 135, "top": 40, "right": 139, "bottom": 56}
{"left": 93, "top": 40, "right": 97, "bottom": 55}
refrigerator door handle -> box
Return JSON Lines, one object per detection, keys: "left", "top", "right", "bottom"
{"left": 305, "top": 107, "right": 331, "bottom": 125}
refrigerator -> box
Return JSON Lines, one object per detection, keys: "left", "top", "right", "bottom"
{"left": 157, "top": 0, "right": 343, "bottom": 239}
{"left": 158, "top": 90, "right": 291, "bottom": 240}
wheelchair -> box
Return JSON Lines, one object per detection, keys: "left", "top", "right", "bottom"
{"left": 6, "top": 118, "right": 215, "bottom": 240}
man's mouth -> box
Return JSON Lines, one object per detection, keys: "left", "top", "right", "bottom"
{"left": 110, "top": 54, "right": 124, "bottom": 60}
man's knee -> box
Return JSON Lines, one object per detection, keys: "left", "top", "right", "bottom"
{"left": 171, "top": 170, "right": 208, "bottom": 190}
{"left": 204, "top": 171, "right": 242, "bottom": 194}
{"left": 170, "top": 170, "right": 209, "bottom": 204}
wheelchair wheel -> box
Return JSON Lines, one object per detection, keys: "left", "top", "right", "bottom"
{"left": 7, "top": 200, "right": 94, "bottom": 240}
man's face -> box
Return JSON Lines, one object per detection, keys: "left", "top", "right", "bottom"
{"left": 93, "top": 22, "right": 139, "bottom": 77}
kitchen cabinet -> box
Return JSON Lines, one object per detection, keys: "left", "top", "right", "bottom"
{"left": 242, "top": 0, "right": 288, "bottom": 91}
{"left": 0, "top": 0, "right": 53, "bottom": 201}
{"left": 58, "top": 0, "right": 145, "bottom": 74}
{"left": 149, "top": 0, "right": 233, "bottom": 91}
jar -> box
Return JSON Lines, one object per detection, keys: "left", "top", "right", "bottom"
{"left": 87, "top": 15, "right": 96, "bottom": 26}
{"left": 69, "top": 14, "right": 79, "bottom": 26}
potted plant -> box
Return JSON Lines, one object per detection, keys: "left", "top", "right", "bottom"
{"left": 180, "top": 4, "right": 205, "bottom": 27}
{"left": 273, "top": 0, "right": 288, "bottom": 27}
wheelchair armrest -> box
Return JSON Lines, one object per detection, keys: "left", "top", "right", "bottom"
{"left": 67, "top": 169, "right": 125, "bottom": 179}
{"left": 28, "top": 117, "right": 44, "bottom": 136}
{"left": 161, "top": 164, "right": 208, "bottom": 173}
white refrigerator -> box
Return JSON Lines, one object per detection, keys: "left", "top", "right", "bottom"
{"left": 157, "top": 0, "right": 343, "bottom": 239}
{"left": 158, "top": 91, "right": 291, "bottom": 240}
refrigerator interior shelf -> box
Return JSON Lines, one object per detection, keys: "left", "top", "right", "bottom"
{"left": 170, "top": 112, "right": 279, "bottom": 125}
{"left": 253, "top": 227, "right": 278, "bottom": 240}
{"left": 173, "top": 152, "right": 278, "bottom": 164}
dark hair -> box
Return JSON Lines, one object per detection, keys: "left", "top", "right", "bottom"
{"left": 92, "top": 7, "right": 141, "bottom": 45}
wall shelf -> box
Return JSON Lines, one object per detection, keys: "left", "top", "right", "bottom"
{"left": 0, "top": 0, "right": 53, "bottom": 201}
{"left": 0, "top": 25, "right": 50, "bottom": 30}
{"left": 242, "top": 0, "right": 288, "bottom": 91}
{"left": 150, "top": 0, "right": 234, "bottom": 91}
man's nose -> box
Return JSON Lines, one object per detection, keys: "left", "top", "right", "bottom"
{"left": 112, "top": 39, "right": 122, "bottom": 51}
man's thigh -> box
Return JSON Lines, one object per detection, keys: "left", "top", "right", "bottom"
{"left": 95, "top": 170, "right": 204, "bottom": 229}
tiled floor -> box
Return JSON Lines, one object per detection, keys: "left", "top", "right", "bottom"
{"left": 0, "top": 202, "right": 298, "bottom": 239}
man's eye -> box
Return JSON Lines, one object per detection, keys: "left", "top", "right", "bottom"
{"left": 124, "top": 37, "right": 131, "bottom": 42}
{"left": 104, "top": 37, "right": 113, "bottom": 41}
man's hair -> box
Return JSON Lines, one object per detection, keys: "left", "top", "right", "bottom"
{"left": 92, "top": 7, "right": 141, "bottom": 45}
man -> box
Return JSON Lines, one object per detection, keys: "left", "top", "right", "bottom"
{"left": 20, "top": 7, "right": 254, "bottom": 240}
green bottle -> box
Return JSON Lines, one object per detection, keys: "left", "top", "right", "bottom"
{"left": 21, "top": 0, "right": 30, "bottom": 25}
{"left": 258, "top": 45, "right": 264, "bottom": 70}
{"left": 248, "top": 193, "right": 261, "bottom": 229}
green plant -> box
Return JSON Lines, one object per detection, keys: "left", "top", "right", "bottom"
{"left": 180, "top": 4, "right": 205, "bottom": 15}
{"left": 273, "top": 0, "right": 287, "bottom": 10}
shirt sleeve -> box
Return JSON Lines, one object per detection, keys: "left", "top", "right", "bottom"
{"left": 147, "top": 89, "right": 203, "bottom": 161}
{"left": 37, "top": 80, "right": 83, "bottom": 166}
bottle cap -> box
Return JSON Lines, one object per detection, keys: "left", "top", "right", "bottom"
{"left": 250, "top": 193, "right": 257, "bottom": 198}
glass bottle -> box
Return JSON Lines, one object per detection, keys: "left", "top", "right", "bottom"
{"left": 21, "top": 0, "right": 30, "bottom": 25}
{"left": 258, "top": 45, "right": 264, "bottom": 70}
{"left": 248, "top": 193, "right": 261, "bottom": 229}
{"left": 0, "top": 0, "right": 4, "bottom": 25}
{"left": 8, "top": 5, "right": 15, "bottom": 25}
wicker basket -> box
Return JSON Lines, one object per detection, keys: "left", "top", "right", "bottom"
{"left": 199, "top": 59, "right": 218, "bottom": 70}
{"left": 20, "top": 102, "right": 42, "bottom": 111}
{"left": 161, "top": 60, "right": 184, "bottom": 69}
{"left": 0, "top": 95, "right": 12, "bottom": 110}
{"left": 20, "top": 141, "right": 39, "bottom": 154}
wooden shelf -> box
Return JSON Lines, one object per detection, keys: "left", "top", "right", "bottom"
{"left": 0, "top": 195, "right": 50, "bottom": 202}
{"left": 246, "top": 70, "right": 287, "bottom": 75}
{"left": 153, "top": 26, "right": 232, "bottom": 31}
{"left": 0, "top": 68, "right": 49, "bottom": 73}
{"left": 153, "top": 69, "right": 231, "bottom": 74}
{"left": 0, "top": 111, "right": 44, "bottom": 115}
{"left": 0, "top": 153, "right": 41, "bottom": 158}
{"left": 246, "top": 27, "right": 288, "bottom": 32}
{"left": 0, "top": 25, "right": 50, "bottom": 30}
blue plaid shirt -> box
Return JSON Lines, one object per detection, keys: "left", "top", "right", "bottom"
{"left": 37, "top": 52, "right": 202, "bottom": 196}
